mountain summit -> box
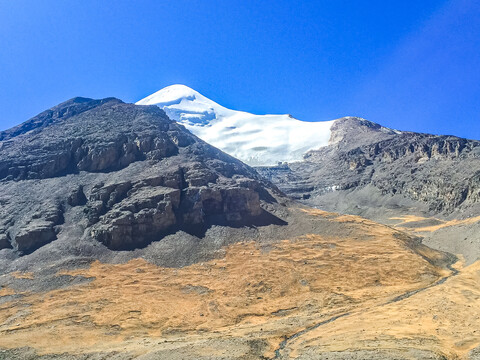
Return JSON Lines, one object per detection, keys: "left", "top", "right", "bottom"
{"left": 137, "top": 85, "right": 336, "bottom": 166}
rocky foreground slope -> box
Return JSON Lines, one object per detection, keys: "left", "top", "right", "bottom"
{"left": 2, "top": 207, "right": 479, "bottom": 360}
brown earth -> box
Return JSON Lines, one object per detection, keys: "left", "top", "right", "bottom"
{"left": 0, "top": 208, "right": 477, "bottom": 359}
{"left": 287, "top": 259, "right": 480, "bottom": 359}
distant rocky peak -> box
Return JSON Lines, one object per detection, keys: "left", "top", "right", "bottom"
{"left": 0, "top": 97, "right": 123, "bottom": 142}
{"left": 328, "top": 116, "right": 401, "bottom": 151}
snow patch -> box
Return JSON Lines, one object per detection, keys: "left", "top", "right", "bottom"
{"left": 137, "top": 85, "right": 336, "bottom": 166}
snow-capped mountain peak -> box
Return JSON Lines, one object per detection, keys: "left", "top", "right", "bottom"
{"left": 136, "top": 85, "right": 335, "bottom": 166}
{"left": 136, "top": 84, "right": 233, "bottom": 126}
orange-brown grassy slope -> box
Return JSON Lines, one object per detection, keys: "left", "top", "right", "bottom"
{"left": 0, "top": 208, "right": 465, "bottom": 359}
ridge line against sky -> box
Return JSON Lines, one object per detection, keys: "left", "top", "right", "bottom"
{"left": 0, "top": 0, "right": 479, "bottom": 139}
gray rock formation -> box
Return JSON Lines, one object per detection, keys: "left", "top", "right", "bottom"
{"left": 257, "top": 117, "right": 480, "bottom": 261}
{"left": 258, "top": 117, "right": 480, "bottom": 216}
{"left": 0, "top": 97, "right": 284, "bottom": 256}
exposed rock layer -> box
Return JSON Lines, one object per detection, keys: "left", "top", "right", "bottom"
{"left": 258, "top": 117, "right": 480, "bottom": 215}
{"left": 0, "top": 97, "right": 283, "bottom": 253}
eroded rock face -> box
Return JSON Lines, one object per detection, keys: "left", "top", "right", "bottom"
{"left": 14, "top": 222, "right": 58, "bottom": 253}
{"left": 89, "top": 186, "right": 179, "bottom": 250}
{"left": 0, "top": 233, "right": 12, "bottom": 250}
{"left": 4, "top": 203, "right": 64, "bottom": 254}
{"left": 0, "top": 98, "right": 183, "bottom": 181}
{"left": 258, "top": 117, "right": 480, "bottom": 215}
{"left": 84, "top": 167, "right": 266, "bottom": 250}
{"left": 0, "top": 97, "right": 283, "bottom": 254}
{"left": 67, "top": 185, "right": 87, "bottom": 207}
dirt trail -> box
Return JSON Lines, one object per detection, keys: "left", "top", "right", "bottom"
{"left": 270, "top": 262, "right": 460, "bottom": 359}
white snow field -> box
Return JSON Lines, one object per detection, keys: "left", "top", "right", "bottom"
{"left": 136, "top": 85, "right": 335, "bottom": 166}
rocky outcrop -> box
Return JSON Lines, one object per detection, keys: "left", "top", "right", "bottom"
{"left": 0, "top": 97, "right": 283, "bottom": 254}
{"left": 8, "top": 204, "right": 64, "bottom": 254}
{"left": 0, "top": 98, "right": 184, "bottom": 181}
{"left": 0, "top": 233, "right": 12, "bottom": 250}
{"left": 87, "top": 180, "right": 263, "bottom": 250}
{"left": 14, "top": 222, "right": 58, "bottom": 254}
{"left": 258, "top": 117, "right": 480, "bottom": 216}
{"left": 89, "top": 185, "right": 180, "bottom": 250}
{"left": 67, "top": 185, "right": 87, "bottom": 207}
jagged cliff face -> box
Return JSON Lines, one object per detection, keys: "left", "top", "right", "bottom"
{"left": 258, "top": 117, "right": 480, "bottom": 216}
{"left": 0, "top": 97, "right": 284, "bottom": 258}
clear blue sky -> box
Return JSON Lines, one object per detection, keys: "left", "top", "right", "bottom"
{"left": 1, "top": 0, "right": 479, "bottom": 139}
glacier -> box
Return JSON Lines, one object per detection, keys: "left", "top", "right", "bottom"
{"left": 136, "top": 84, "right": 336, "bottom": 166}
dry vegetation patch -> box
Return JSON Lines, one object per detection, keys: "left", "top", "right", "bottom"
{"left": 391, "top": 214, "right": 480, "bottom": 233}
{"left": 0, "top": 209, "right": 463, "bottom": 358}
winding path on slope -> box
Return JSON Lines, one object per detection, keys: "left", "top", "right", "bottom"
{"left": 269, "top": 263, "right": 460, "bottom": 359}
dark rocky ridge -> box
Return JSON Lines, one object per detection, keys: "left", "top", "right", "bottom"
{"left": 257, "top": 117, "right": 480, "bottom": 261}
{"left": 0, "top": 97, "right": 285, "bottom": 256}
{"left": 258, "top": 117, "right": 480, "bottom": 215}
